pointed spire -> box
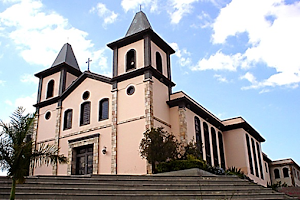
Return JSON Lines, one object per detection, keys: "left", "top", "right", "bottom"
{"left": 125, "top": 11, "right": 152, "bottom": 37}
{"left": 51, "top": 43, "right": 80, "bottom": 70}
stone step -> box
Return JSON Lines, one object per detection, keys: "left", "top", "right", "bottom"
{"left": 0, "top": 186, "right": 276, "bottom": 194}
{"left": 1, "top": 175, "right": 251, "bottom": 185}
{"left": 0, "top": 192, "right": 293, "bottom": 200}
{"left": 0, "top": 174, "right": 296, "bottom": 199}
{"left": 0, "top": 182, "right": 264, "bottom": 190}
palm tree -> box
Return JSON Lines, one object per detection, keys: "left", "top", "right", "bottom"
{"left": 0, "top": 107, "right": 67, "bottom": 200}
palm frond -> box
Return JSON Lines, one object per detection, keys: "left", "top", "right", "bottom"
{"left": 32, "top": 143, "right": 67, "bottom": 167}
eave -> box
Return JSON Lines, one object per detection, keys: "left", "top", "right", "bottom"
{"left": 107, "top": 29, "right": 175, "bottom": 54}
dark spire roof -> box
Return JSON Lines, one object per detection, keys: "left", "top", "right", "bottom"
{"left": 125, "top": 11, "right": 152, "bottom": 37}
{"left": 51, "top": 43, "right": 80, "bottom": 70}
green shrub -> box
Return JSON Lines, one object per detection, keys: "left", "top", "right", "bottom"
{"left": 157, "top": 155, "right": 215, "bottom": 173}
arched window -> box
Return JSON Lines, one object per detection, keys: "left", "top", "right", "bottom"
{"left": 80, "top": 102, "right": 90, "bottom": 126}
{"left": 274, "top": 169, "right": 280, "bottom": 179}
{"left": 211, "top": 127, "right": 218, "bottom": 167}
{"left": 245, "top": 134, "right": 254, "bottom": 175}
{"left": 251, "top": 138, "right": 259, "bottom": 178}
{"left": 46, "top": 80, "right": 54, "bottom": 99}
{"left": 283, "top": 168, "right": 289, "bottom": 177}
{"left": 256, "top": 142, "right": 264, "bottom": 179}
{"left": 218, "top": 132, "right": 226, "bottom": 169}
{"left": 203, "top": 122, "right": 211, "bottom": 166}
{"left": 99, "top": 98, "right": 109, "bottom": 121}
{"left": 63, "top": 109, "right": 73, "bottom": 130}
{"left": 156, "top": 52, "right": 162, "bottom": 73}
{"left": 194, "top": 116, "right": 203, "bottom": 158}
{"left": 126, "top": 49, "right": 136, "bottom": 71}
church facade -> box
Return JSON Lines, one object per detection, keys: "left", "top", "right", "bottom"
{"left": 32, "top": 11, "right": 298, "bottom": 187}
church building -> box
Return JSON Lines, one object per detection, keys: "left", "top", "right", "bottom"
{"left": 32, "top": 11, "right": 283, "bottom": 187}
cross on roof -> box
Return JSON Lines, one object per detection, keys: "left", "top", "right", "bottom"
{"left": 86, "top": 58, "right": 92, "bottom": 71}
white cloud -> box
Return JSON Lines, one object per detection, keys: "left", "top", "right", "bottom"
{"left": 121, "top": 0, "right": 158, "bottom": 13}
{"left": 20, "top": 73, "right": 39, "bottom": 84}
{"left": 240, "top": 71, "right": 300, "bottom": 90}
{"left": 192, "top": 51, "right": 243, "bottom": 71}
{"left": 194, "top": 11, "right": 212, "bottom": 29}
{"left": 0, "top": 0, "right": 108, "bottom": 73}
{"left": 90, "top": 3, "right": 118, "bottom": 26}
{"left": 170, "top": 42, "right": 192, "bottom": 67}
{"left": 168, "top": 0, "right": 198, "bottom": 24}
{"left": 240, "top": 72, "right": 257, "bottom": 84}
{"left": 206, "top": 0, "right": 300, "bottom": 89}
{"left": 5, "top": 100, "right": 13, "bottom": 106}
{"left": 14, "top": 93, "right": 37, "bottom": 114}
{"left": 0, "top": 80, "right": 5, "bottom": 86}
{"left": 214, "top": 74, "right": 228, "bottom": 83}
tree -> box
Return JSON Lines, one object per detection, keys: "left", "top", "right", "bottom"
{"left": 0, "top": 107, "right": 67, "bottom": 200}
{"left": 140, "top": 127, "right": 179, "bottom": 173}
{"left": 180, "top": 139, "right": 203, "bottom": 160}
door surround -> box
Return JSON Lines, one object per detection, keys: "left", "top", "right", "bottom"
{"left": 67, "top": 133, "right": 99, "bottom": 175}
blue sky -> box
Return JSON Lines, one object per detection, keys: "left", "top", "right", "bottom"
{"left": 0, "top": 0, "right": 300, "bottom": 175}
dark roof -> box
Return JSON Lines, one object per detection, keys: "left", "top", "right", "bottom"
{"left": 125, "top": 11, "right": 152, "bottom": 37}
{"left": 107, "top": 12, "right": 175, "bottom": 54}
{"left": 34, "top": 71, "right": 111, "bottom": 108}
{"left": 222, "top": 117, "right": 266, "bottom": 142}
{"left": 51, "top": 43, "right": 80, "bottom": 70}
{"left": 167, "top": 92, "right": 224, "bottom": 129}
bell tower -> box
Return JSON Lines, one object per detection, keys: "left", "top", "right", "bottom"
{"left": 107, "top": 11, "right": 175, "bottom": 174}
{"left": 33, "top": 43, "right": 82, "bottom": 175}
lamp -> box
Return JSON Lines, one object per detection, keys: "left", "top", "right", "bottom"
{"left": 102, "top": 146, "right": 107, "bottom": 154}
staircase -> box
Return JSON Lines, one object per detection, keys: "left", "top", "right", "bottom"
{"left": 0, "top": 171, "right": 296, "bottom": 199}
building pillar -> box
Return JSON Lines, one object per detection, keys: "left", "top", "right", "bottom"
{"left": 111, "top": 89, "right": 118, "bottom": 174}
{"left": 29, "top": 114, "right": 39, "bottom": 176}
{"left": 53, "top": 105, "right": 62, "bottom": 175}
{"left": 178, "top": 105, "right": 187, "bottom": 146}
{"left": 144, "top": 79, "right": 154, "bottom": 130}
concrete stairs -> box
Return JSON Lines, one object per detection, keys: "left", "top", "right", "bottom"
{"left": 0, "top": 173, "right": 297, "bottom": 199}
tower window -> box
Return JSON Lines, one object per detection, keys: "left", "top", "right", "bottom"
{"left": 64, "top": 109, "right": 73, "bottom": 130}
{"left": 99, "top": 98, "right": 109, "bottom": 121}
{"left": 283, "top": 167, "right": 289, "bottom": 177}
{"left": 126, "top": 49, "right": 136, "bottom": 71}
{"left": 127, "top": 86, "right": 135, "bottom": 95}
{"left": 80, "top": 102, "right": 90, "bottom": 126}
{"left": 156, "top": 52, "right": 162, "bottom": 73}
{"left": 45, "top": 111, "right": 51, "bottom": 120}
{"left": 46, "top": 80, "right": 54, "bottom": 99}
{"left": 274, "top": 169, "right": 280, "bottom": 179}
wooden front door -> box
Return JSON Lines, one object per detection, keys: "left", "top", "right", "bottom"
{"left": 76, "top": 145, "right": 93, "bottom": 175}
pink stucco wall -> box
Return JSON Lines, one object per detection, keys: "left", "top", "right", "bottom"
{"left": 153, "top": 77, "right": 170, "bottom": 126}
{"left": 65, "top": 72, "right": 78, "bottom": 89}
{"left": 60, "top": 78, "right": 112, "bottom": 136}
{"left": 117, "top": 76, "right": 145, "bottom": 122}
{"left": 36, "top": 104, "right": 57, "bottom": 142}
{"left": 117, "top": 120, "right": 148, "bottom": 174}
